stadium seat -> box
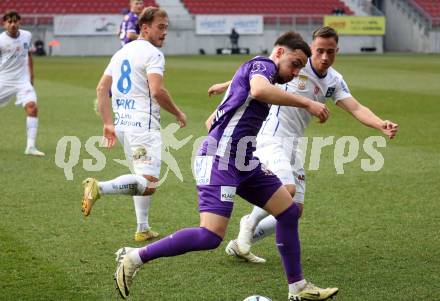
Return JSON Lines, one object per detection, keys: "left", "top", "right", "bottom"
{"left": 414, "top": 0, "right": 440, "bottom": 17}
{"left": 181, "top": 0, "right": 353, "bottom": 17}
{"left": 0, "top": 0, "right": 159, "bottom": 25}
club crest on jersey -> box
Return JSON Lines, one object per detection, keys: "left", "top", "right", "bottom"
{"left": 23, "top": 42, "right": 29, "bottom": 50}
{"left": 325, "top": 87, "right": 335, "bottom": 98}
{"left": 250, "top": 62, "right": 266, "bottom": 73}
{"left": 298, "top": 75, "right": 308, "bottom": 90}
{"left": 314, "top": 86, "right": 320, "bottom": 95}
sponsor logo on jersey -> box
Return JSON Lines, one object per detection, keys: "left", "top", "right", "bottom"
{"left": 297, "top": 174, "right": 305, "bottom": 181}
{"left": 325, "top": 87, "right": 336, "bottom": 98}
{"left": 298, "top": 75, "right": 308, "bottom": 90}
{"left": 314, "top": 86, "right": 320, "bottom": 95}
{"left": 220, "top": 186, "right": 236, "bottom": 202}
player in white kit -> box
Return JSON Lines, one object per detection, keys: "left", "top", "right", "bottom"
{"left": 0, "top": 11, "right": 44, "bottom": 156}
{"left": 209, "top": 26, "right": 399, "bottom": 263}
{"left": 81, "top": 7, "right": 187, "bottom": 242}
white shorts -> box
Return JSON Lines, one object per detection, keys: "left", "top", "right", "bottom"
{"left": 116, "top": 130, "right": 162, "bottom": 178}
{"left": 255, "top": 137, "right": 306, "bottom": 203}
{"left": 0, "top": 82, "right": 37, "bottom": 108}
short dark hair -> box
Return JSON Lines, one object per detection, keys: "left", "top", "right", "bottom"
{"left": 138, "top": 7, "right": 167, "bottom": 27}
{"left": 274, "top": 31, "right": 311, "bottom": 57}
{"left": 3, "top": 10, "right": 21, "bottom": 22}
{"left": 312, "top": 26, "right": 339, "bottom": 43}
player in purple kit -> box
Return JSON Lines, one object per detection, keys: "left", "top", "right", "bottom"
{"left": 113, "top": 32, "right": 338, "bottom": 301}
{"left": 118, "top": 0, "right": 144, "bottom": 46}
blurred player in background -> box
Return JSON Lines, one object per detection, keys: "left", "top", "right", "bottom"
{"left": 82, "top": 7, "right": 187, "bottom": 242}
{"left": 208, "top": 26, "right": 399, "bottom": 263}
{"left": 0, "top": 10, "right": 44, "bottom": 156}
{"left": 112, "top": 31, "right": 339, "bottom": 301}
{"left": 118, "top": 0, "right": 144, "bottom": 46}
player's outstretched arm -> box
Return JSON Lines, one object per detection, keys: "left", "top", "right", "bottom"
{"left": 337, "top": 97, "right": 399, "bottom": 139}
{"left": 205, "top": 111, "right": 216, "bottom": 131}
{"left": 148, "top": 73, "right": 187, "bottom": 128}
{"left": 208, "top": 80, "right": 231, "bottom": 97}
{"left": 96, "top": 74, "right": 116, "bottom": 148}
{"left": 28, "top": 51, "right": 34, "bottom": 85}
{"left": 250, "top": 76, "right": 329, "bottom": 123}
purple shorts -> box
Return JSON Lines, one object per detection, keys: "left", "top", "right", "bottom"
{"left": 196, "top": 156, "right": 282, "bottom": 218}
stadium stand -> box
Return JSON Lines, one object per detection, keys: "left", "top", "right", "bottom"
{"left": 413, "top": 0, "right": 440, "bottom": 27}
{"left": 414, "top": 0, "right": 440, "bottom": 16}
{"left": 413, "top": 0, "right": 440, "bottom": 25}
{"left": 181, "top": 0, "right": 353, "bottom": 15}
{"left": 0, "top": 0, "right": 157, "bottom": 14}
{"left": 0, "top": 0, "right": 158, "bottom": 25}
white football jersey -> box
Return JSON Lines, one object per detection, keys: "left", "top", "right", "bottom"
{"left": 260, "top": 58, "right": 352, "bottom": 138}
{"left": 0, "top": 29, "right": 32, "bottom": 84}
{"left": 104, "top": 39, "right": 165, "bottom": 132}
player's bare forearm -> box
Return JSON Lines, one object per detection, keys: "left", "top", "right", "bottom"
{"left": 208, "top": 80, "right": 231, "bottom": 97}
{"left": 249, "top": 76, "right": 329, "bottom": 123}
{"left": 337, "top": 97, "right": 398, "bottom": 138}
{"left": 28, "top": 51, "right": 34, "bottom": 85}
{"left": 205, "top": 111, "right": 216, "bottom": 131}
{"left": 148, "top": 73, "right": 186, "bottom": 127}
{"left": 155, "top": 88, "right": 183, "bottom": 117}
{"left": 96, "top": 75, "right": 113, "bottom": 126}
{"left": 250, "top": 76, "right": 309, "bottom": 107}
{"left": 338, "top": 97, "right": 383, "bottom": 129}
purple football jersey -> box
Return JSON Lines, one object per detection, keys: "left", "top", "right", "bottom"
{"left": 200, "top": 56, "right": 278, "bottom": 160}
{"left": 119, "top": 12, "right": 140, "bottom": 45}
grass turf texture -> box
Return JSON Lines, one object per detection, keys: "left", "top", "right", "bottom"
{"left": 0, "top": 54, "right": 439, "bottom": 301}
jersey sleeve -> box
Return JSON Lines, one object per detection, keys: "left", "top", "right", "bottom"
{"left": 103, "top": 58, "right": 114, "bottom": 77}
{"left": 248, "top": 60, "right": 277, "bottom": 84}
{"left": 332, "top": 76, "right": 352, "bottom": 103}
{"left": 146, "top": 51, "right": 165, "bottom": 76}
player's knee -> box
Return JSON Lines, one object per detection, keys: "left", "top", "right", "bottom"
{"left": 285, "top": 184, "right": 296, "bottom": 197}
{"left": 275, "top": 203, "right": 300, "bottom": 226}
{"left": 25, "top": 102, "right": 38, "bottom": 117}
{"left": 143, "top": 187, "right": 156, "bottom": 195}
{"left": 199, "top": 227, "right": 223, "bottom": 250}
{"left": 141, "top": 175, "right": 158, "bottom": 195}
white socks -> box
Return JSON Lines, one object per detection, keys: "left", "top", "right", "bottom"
{"left": 289, "top": 279, "right": 307, "bottom": 294}
{"left": 247, "top": 206, "right": 270, "bottom": 229}
{"left": 26, "top": 116, "right": 38, "bottom": 149}
{"left": 98, "top": 174, "right": 148, "bottom": 195}
{"left": 252, "top": 215, "right": 277, "bottom": 243}
{"left": 134, "top": 195, "right": 152, "bottom": 232}
{"left": 128, "top": 248, "right": 143, "bottom": 266}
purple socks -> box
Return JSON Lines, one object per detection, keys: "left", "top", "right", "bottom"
{"left": 275, "top": 202, "right": 303, "bottom": 284}
{"left": 139, "top": 227, "right": 222, "bottom": 263}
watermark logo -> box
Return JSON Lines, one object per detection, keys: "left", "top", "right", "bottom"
{"left": 55, "top": 123, "right": 388, "bottom": 184}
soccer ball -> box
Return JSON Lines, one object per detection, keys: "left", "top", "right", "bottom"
{"left": 243, "top": 295, "right": 272, "bottom": 301}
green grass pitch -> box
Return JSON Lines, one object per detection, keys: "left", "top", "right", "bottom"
{"left": 0, "top": 54, "right": 439, "bottom": 300}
